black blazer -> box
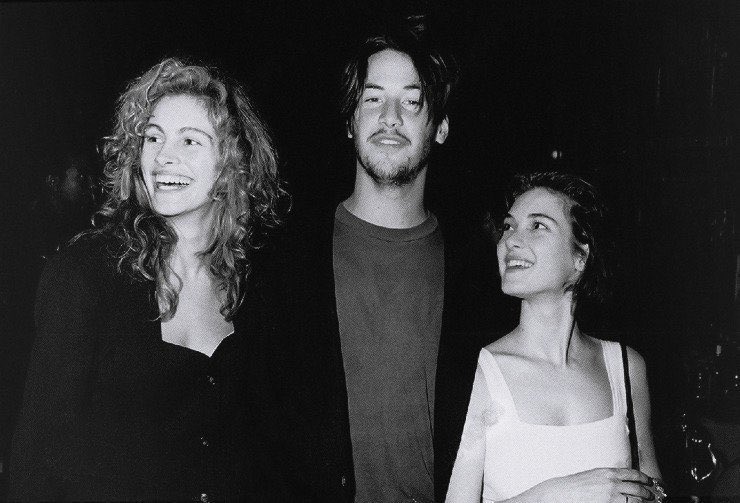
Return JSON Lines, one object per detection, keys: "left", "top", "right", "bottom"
{"left": 267, "top": 206, "right": 514, "bottom": 502}
{"left": 7, "top": 234, "right": 289, "bottom": 501}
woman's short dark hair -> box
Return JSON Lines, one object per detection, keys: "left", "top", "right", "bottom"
{"left": 504, "top": 171, "right": 609, "bottom": 309}
{"left": 339, "top": 25, "right": 458, "bottom": 130}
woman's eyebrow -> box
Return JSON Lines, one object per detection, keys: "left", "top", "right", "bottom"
{"left": 528, "top": 212, "right": 559, "bottom": 226}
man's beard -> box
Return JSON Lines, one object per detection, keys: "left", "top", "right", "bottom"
{"left": 356, "top": 136, "right": 432, "bottom": 187}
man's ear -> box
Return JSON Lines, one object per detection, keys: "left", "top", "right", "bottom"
{"left": 574, "top": 243, "right": 590, "bottom": 272}
{"left": 435, "top": 116, "right": 449, "bottom": 144}
{"left": 346, "top": 120, "right": 354, "bottom": 139}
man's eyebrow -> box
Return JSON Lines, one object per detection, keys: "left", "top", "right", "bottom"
{"left": 363, "top": 83, "right": 422, "bottom": 91}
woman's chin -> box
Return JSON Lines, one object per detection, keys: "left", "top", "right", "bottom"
{"left": 501, "top": 285, "right": 528, "bottom": 299}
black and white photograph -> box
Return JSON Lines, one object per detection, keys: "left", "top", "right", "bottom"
{"left": 1, "top": 1, "right": 738, "bottom": 501}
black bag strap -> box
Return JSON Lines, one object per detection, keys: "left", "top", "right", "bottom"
{"left": 621, "top": 342, "right": 640, "bottom": 470}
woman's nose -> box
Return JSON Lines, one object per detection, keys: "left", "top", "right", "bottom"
{"left": 504, "top": 229, "right": 524, "bottom": 249}
{"left": 155, "top": 141, "right": 178, "bottom": 165}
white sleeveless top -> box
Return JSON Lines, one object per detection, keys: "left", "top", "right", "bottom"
{"left": 446, "top": 340, "right": 631, "bottom": 502}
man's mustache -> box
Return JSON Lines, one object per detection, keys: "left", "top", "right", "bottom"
{"left": 368, "top": 129, "right": 410, "bottom": 143}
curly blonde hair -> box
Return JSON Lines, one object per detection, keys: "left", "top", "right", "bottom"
{"left": 93, "top": 57, "right": 285, "bottom": 321}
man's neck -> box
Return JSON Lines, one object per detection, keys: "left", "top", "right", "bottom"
{"left": 343, "top": 166, "right": 428, "bottom": 229}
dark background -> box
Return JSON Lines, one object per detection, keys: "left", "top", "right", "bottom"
{"left": 1, "top": 0, "right": 738, "bottom": 498}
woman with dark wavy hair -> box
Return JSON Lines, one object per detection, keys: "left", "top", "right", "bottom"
{"left": 446, "top": 172, "right": 665, "bottom": 503}
{"left": 8, "top": 58, "right": 287, "bottom": 501}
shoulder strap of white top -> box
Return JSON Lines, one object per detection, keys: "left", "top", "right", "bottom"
{"left": 478, "top": 349, "right": 517, "bottom": 418}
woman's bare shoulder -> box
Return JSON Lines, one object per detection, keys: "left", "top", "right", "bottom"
{"left": 483, "top": 329, "right": 520, "bottom": 357}
{"left": 623, "top": 345, "right": 648, "bottom": 389}
{"left": 624, "top": 345, "right": 646, "bottom": 368}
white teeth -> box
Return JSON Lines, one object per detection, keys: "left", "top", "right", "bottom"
{"left": 507, "top": 259, "right": 533, "bottom": 268}
{"left": 379, "top": 139, "right": 400, "bottom": 145}
{"left": 155, "top": 173, "right": 192, "bottom": 186}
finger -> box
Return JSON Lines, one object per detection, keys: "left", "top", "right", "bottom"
{"left": 614, "top": 468, "right": 651, "bottom": 485}
{"left": 624, "top": 496, "right": 654, "bottom": 503}
{"left": 618, "top": 480, "right": 654, "bottom": 500}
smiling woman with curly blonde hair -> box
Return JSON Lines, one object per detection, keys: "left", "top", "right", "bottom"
{"left": 8, "top": 57, "right": 289, "bottom": 501}
{"left": 98, "top": 57, "right": 284, "bottom": 321}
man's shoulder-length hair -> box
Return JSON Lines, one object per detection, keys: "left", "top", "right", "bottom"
{"left": 339, "top": 25, "right": 458, "bottom": 128}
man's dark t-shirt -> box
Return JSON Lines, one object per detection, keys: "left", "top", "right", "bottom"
{"left": 333, "top": 203, "right": 444, "bottom": 503}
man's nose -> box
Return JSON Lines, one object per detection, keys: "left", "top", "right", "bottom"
{"left": 379, "top": 100, "right": 403, "bottom": 129}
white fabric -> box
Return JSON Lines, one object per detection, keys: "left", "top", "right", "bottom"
{"left": 446, "top": 340, "right": 631, "bottom": 502}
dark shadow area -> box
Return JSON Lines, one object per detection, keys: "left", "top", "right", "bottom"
{"left": 1, "top": 1, "right": 737, "bottom": 499}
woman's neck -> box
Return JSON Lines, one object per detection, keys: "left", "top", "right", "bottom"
{"left": 517, "top": 293, "right": 583, "bottom": 367}
{"left": 168, "top": 214, "right": 214, "bottom": 281}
